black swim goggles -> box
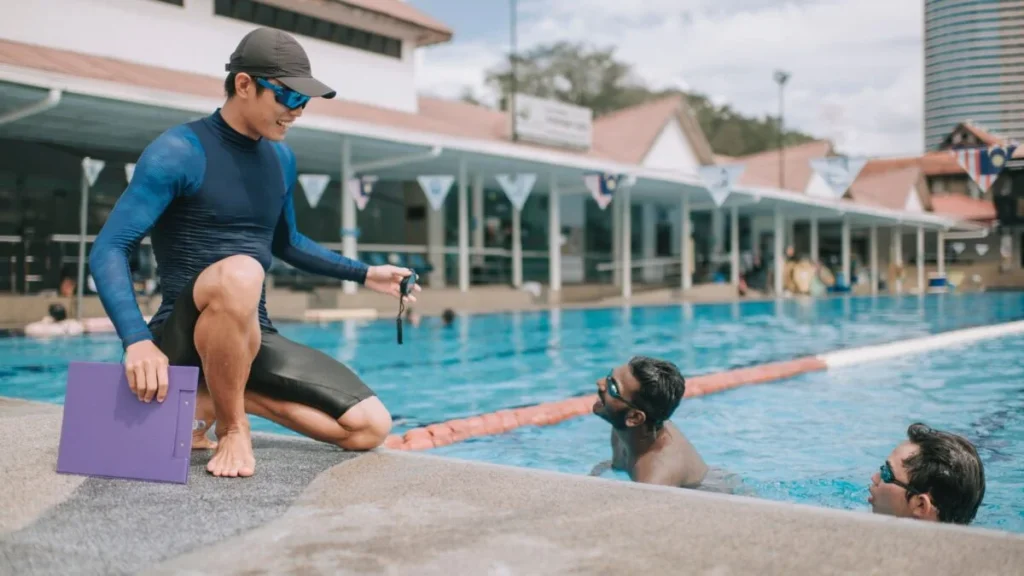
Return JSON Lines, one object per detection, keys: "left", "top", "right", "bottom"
{"left": 255, "top": 78, "right": 311, "bottom": 110}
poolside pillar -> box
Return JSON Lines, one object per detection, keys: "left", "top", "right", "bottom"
{"left": 869, "top": 225, "right": 878, "bottom": 295}
{"left": 892, "top": 227, "right": 903, "bottom": 294}
{"left": 612, "top": 196, "right": 622, "bottom": 287}
{"left": 680, "top": 193, "right": 692, "bottom": 291}
{"left": 810, "top": 216, "right": 819, "bottom": 262}
{"left": 340, "top": 138, "right": 358, "bottom": 295}
{"left": 548, "top": 176, "right": 562, "bottom": 294}
{"left": 472, "top": 173, "right": 485, "bottom": 268}
{"left": 841, "top": 216, "right": 851, "bottom": 285}
{"left": 457, "top": 157, "right": 470, "bottom": 292}
{"left": 937, "top": 229, "right": 946, "bottom": 277}
{"left": 916, "top": 226, "right": 925, "bottom": 294}
{"left": 621, "top": 185, "right": 632, "bottom": 299}
{"left": 512, "top": 206, "right": 523, "bottom": 288}
{"left": 773, "top": 206, "right": 784, "bottom": 295}
{"left": 730, "top": 204, "right": 740, "bottom": 288}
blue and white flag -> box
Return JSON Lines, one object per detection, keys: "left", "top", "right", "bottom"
{"left": 347, "top": 175, "right": 378, "bottom": 211}
{"left": 417, "top": 175, "right": 456, "bottom": 211}
{"left": 699, "top": 164, "right": 745, "bottom": 206}
{"left": 583, "top": 172, "right": 621, "bottom": 210}
{"left": 298, "top": 173, "right": 331, "bottom": 209}
{"left": 495, "top": 173, "right": 537, "bottom": 211}
{"left": 809, "top": 156, "right": 867, "bottom": 199}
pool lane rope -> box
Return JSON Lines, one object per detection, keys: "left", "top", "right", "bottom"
{"left": 384, "top": 319, "right": 1024, "bottom": 452}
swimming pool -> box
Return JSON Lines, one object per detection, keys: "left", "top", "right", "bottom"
{"left": 1, "top": 292, "right": 1022, "bottom": 532}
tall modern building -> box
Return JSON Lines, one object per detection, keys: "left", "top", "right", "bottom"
{"left": 924, "top": 0, "right": 1024, "bottom": 150}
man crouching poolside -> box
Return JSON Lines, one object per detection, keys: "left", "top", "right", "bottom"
{"left": 589, "top": 356, "right": 709, "bottom": 488}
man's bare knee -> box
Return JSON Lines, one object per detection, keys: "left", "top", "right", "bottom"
{"left": 335, "top": 397, "right": 392, "bottom": 451}
{"left": 195, "top": 255, "right": 265, "bottom": 316}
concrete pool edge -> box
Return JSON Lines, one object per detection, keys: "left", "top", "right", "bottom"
{"left": 2, "top": 398, "right": 1021, "bottom": 575}
{"left": 386, "top": 319, "right": 1024, "bottom": 451}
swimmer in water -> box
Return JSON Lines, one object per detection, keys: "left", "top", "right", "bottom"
{"left": 89, "top": 27, "right": 418, "bottom": 478}
{"left": 589, "top": 356, "right": 709, "bottom": 488}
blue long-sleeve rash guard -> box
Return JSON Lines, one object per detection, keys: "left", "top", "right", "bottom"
{"left": 89, "top": 110, "right": 369, "bottom": 348}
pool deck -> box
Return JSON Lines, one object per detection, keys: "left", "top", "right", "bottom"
{"left": 2, "top": 397, "right": 1023, "bottom": 575}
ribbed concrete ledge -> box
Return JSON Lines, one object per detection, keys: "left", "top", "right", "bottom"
{"left": 3, "top": 399, "right": 1023, "bottom": 575}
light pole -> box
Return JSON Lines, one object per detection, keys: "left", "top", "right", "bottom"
{"left": 773, "top": 70, "right": 790, "bottom": 189}
{"left": 510, "top": 0, "right": 518, "bottom": 142}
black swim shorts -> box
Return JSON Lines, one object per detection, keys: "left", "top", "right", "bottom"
{"left": 149, "top": 275, "right": 375, "bottom": 420}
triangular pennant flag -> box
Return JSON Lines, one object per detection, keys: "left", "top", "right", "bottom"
{"left": 82, "top": 157, "right": 105, "bottom": 187}
{"left": 298, "top": 174, "right": 331, "bottom": 209}
{"left": 583, "top": 172, "right": 620, "bottom": 210}
{"left": 495, "top": 173, "right": 537, "bottom": 211}
{"left": 125, "top": 163, "right": 136, "bottom": 184}
{"left": 416, "top": 175, "right": 455, "bottom": 211}
{"left": 698, "top": 164, "right": 745, "bottom": 206}
{"left": 951, "top": 242, "right": 965, "bottom": 255}
{"left": 808, "top": 156, "right": 867, "bottom": 199}
{"left": 976, "top": 243, "right": 989, "bottom": 256}
{"left": 952, "top": 144, "right": 1018, "bottom": 194}
{"left": 347, "top": 175, "right": 378, "bottom": 211}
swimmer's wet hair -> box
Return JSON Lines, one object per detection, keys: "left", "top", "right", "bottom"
{"left": 628, "top": 356, "right": 685, "bottom": 428}
{"left": 903, "top": 423, "right": 986, "bottom": 525}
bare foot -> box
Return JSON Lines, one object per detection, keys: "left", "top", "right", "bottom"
{"left": 206, "top": 429, "right": 256, "bottom": 478}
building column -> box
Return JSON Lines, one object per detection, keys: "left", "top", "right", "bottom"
{"left": 641, "top": 202, "right": 657, "bottom": 283}
{"left": 841, "top": 217, "right": 851, "bottom": 285}
{"left": 917, "top": 226, "right": 925, "bottom": 293}
{"left": 773, "top": 207, "right": 784, "bottom": 295}
{"left": 548, "top": 177, "right": 562, "bottom": 293}
{"left": 472, "top": 173, "right": 484, "bottom": 267}
{"left": 512, "top": 206, "right": 523, "bottom": 288}
{"left": 810, "top": 216, "right": 819, "bottom": 262}
{"left": 937, "top": 229, "right": 946, "bottom": 277}
{"left": 892, "top": 226, "right": 903, "bottom": 294}
{"left": 680, "top": 194, "right": 692, "bottom": 291}
{"left": 427, "top": 196, "right": 446, "bottom": 289}
{"left": 869, "top": 225, "right": 878, "bottom": 295}
{"left": 612, "top": 196, "right": 622, "bottom": 286}
{"left": 340, "top": 138, "right": 358, "bottom": 294}
{"left": 622, "top": 187, "right": 632, "bottom": 299}
{"left": 730, "top": 205, "right": 740, "bottom": 288}
{"left": 457, "top": 158, "right": 469, "bottom": 292}
{"left": 712, "top": 207, "right": 725, "bottom": 260}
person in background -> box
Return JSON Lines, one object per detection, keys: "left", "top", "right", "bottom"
{"left": 869, "top": 423, "right": 985, "bottom": 525}
{"left": 589, "top": 356, "right": 708, "bottom": 488}
{"left": 404, "top": 308, "right": 421, "bottom": 327}
{"left": 24, "top": 303, "right": 83, "bottom": 338}
{"left": 441, "top": 308, "right": 455, "bottom": 327}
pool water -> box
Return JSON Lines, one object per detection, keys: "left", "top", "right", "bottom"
{"left": 1, "top": 293, "right": 1023, "bottom": 532}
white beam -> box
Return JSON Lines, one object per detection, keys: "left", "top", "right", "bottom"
{"left": 937, "top": 229, "right": 946, "bottom": 277}
{"left": 340, "top": 138, "right": 357, "bottom": 295}
{"left": 622, "top": 187, "right": 632, "bottom": 299}
{"left": 681, "top": 194, "right": 692, "bottom": 291}
{"left": 512, "top": 207, "right": 523, "bottom": 288}
{"left": 730, "top": 205, "right": 740, "bottom": 287}
{"left": 548, "top": 176, "right": 562, "bottom": 292}
{"left": 810, "top": 217, "right": 819, "bottom": 262}
{"left": 457, "top": 157, "right": 469, "bottom": 292}
{"left": 869, "top": 225, "right": 878, "bottom": 295}
{"left": 774, "top": 207, "right": 784, "bottom": 296}
{"left": 917, "top": 226, "right": 925, "bottom": 293}
{"left": 841, "top": 217, "right": 851, "bottom": 285}
{"left": 471, "top": 172, "right": 484, "bottom": 267}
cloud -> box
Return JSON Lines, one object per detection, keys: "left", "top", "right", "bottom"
{"left": 414, "top": 0, "right": 924, "bottom": 156}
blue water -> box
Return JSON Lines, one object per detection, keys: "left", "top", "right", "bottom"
{"left": 2, "top": 293, "right": 1023, "bottom": 532}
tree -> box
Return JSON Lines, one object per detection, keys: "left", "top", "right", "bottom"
{"left": 481, "top": 42, "right": 816, "bottom": 157}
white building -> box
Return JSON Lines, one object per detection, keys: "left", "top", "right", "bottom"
{"left": 0, "top": 0, "right": 976, "bottom": 305}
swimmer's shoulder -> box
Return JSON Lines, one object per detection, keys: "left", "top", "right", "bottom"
{"left": 267, "top": 140, "right": 297, "bottom": 183}
{"left": 136, "top": 123, "right": 207, "bottom": 193}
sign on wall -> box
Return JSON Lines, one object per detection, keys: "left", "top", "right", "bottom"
{"left": 417, "top": 175, "right": 456, "bottom": 211}
{"left": 513, "top": 93, "right": 593, "bottom": 150}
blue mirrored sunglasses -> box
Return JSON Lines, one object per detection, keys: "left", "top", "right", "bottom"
{"left": 255, "top": 78, "right": 311, "bottom": 110}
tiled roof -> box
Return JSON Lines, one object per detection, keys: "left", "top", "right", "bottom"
{"left": 731, "top": 140, "right": 834, "bottom": 192}
{"left": 333, "top": 0, "right": 453, "bottom": 42}
{"left": 930, "top": 194, "right": 997, "bottom": 222}
{"left": 591, "top": 94, "right": 715, "bottom": 165}
{"left": 847, "top": 164, "right": 926, "bottom": 211}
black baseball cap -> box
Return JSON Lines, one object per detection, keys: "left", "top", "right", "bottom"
{"left": 225, "top": 27, "right": 336, "bottom": 99}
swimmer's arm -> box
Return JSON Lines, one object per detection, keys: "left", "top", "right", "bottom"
{"left": 269, "top": 143, "right": 369, "bottom": 283}
{"left": 589, "top": 460, "right": 613, "bottom": 476}
{"left": 631, "top": 455, "right": 679, "bottom": 487}
{"left": 89, "top": 126, "right": 205, "bottom": 347}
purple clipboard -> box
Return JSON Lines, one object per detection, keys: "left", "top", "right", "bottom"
{"left": 56, "top": 361, "right": 200, "bottom": 484}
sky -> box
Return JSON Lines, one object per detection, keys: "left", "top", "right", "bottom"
{"left": 407, "top": 0, "right": 925, "bottom": 158}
